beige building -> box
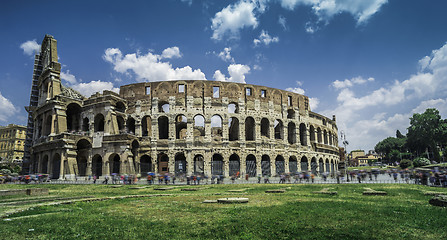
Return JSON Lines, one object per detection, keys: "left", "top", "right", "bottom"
{"left": 26, "top": 35, "right": 340, "bottom": 179}
{"left": 0, "top": 124, "right": 27, "bottom": 162}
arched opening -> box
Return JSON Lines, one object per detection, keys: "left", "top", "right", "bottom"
{"left": 329, "top": 132, "right": 333, "bottom": 145}
{"left": 319, "top": 158, "right": 324, "bottom": 174}
{"left": 92, "top": 154, "right": 103, "bottom": 176}
{"left": 52, "top": 153, "right": 61, "bottom": 179}
{"left": 116, "top": 116, "right": 125, "bottom": 133}
{"left": 142, "top": 116, "right": 151, "bottom": 137}
{"left": 116, "top": 101, "right": 126, "bottom": 113}
{"left": 229, "top": 154, "right": 240, "bottom": 176}
{"left": 109, "top": 154, "right": 120, "bottom": 174}
{"left": 228, "top": 117, "right": 239, "bottom": 141}
{"left": 211, "top": 154, "right": 223, "bottom": 176}
{"left": 317, "top": 128, "right": 322, "bottom": 143}
{"left": 174, "top": 153, "right": 187, "bottom": 176}
{"left": 310, "top": 125, "right": 315, "bottom": 142}
{"left": 260, "top": 118, "right": 270, "bottom": 138}
{"left": 300, "top": 156, "right": 308, "bottom": 172}
{"left": 261, "top": 155, "right": 271, "bottom": 176}
{"left": 158, "top": 153, "right": 169, "bottom": 174}
{"left": 127, "top": 117, "right": 136, "bottom": 134}
{"left": 76, "top": 139, "right": 91, "bottom": 176}
{"left": 94, "top": 114, "right": 105, "bottom": 132}
{"left": 324, "top": 130, "right": 328, "bottom": 144}
{"left": 194, "top": 155, "right": 204, "bottom": 175}
{"left": 158, "top": 116, "right": 169, "bottom": 139}
{"left": 82, "top": 117, "right": 89, "bottom": 132}
{"left": 325, "top": 159, "right": 330, "bottom": 174}
{"left": 131, "top": 140, "right": 139, "bottom": 172}
{"left": 228, "top": 102, "right": 239, "bottom": 113}
{"left": 289, "top": 156, "right": 298, "bottom": 173}
{"left": 44, "top": 115, "right": 52, "bottom": 136}
{"left": 288, "top": 122, "right": 296, "bottom": 144}
{"left": 275, "top": 155, "right": 285, "bottom": 175}
{"left": 66, "top": 103, "right": 82, "bottom": 132}
{"left": 193, "top": 115, "right": 205, "bottom": 138}
{"left": 175, "top": 115, "right": 187, "bottom": 140}
{"left": 158, "top": 101, "right": 170, "bottom": 113}
{"left": 274, "top": 120, "right": 283, "bottom": 139}
{"left": 211, "top": 115, "right": 223, "bottom": 141}
{"left": 287, "top": 109, "right": 295, "bottom": 119}
{"left": 140, "top": 155, "right": 152, "bottom": 176}
{"left": 299, "top": 123, "right": 307, "bottom": 146}
{"left": 245, "top": 117, "right": 255, "bottom": 141}
{"left": 330, "top": 159, "right": 335, "bottom": 174}
{"left": 311, "top": 157, "right": 318, "bottom": 174}
{"left": 246, "top": 154, "right": 256, "bottom": 177}
{"left": 41, "top": 155, "right": 49, "bottom": 174}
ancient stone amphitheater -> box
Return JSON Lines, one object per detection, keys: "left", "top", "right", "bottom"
{"left": 26, "top": 35, "right": 340, "bottom": 179}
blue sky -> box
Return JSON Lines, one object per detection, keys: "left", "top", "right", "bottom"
{"left": 1, "top": 0, "right": 447, "bottom": 152}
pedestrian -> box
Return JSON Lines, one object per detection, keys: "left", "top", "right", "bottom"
{"left": 93, "top": 175, "right": 97, "bottom": 184}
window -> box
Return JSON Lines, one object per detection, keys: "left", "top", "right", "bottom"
{"left": 213, "top": 86, "right": 220, "bottom": 98}
{"left": 178, "top": 84, "right": 185, "bottom": 93}
{"left": 145, "top": 86, "right": 151, "bottom": 95}
{"left": 288, "top": 96, "right": 292, "bottom": 106}
{"left": 246, "top": 87, "right": 252, "bottom": 96}
{"left": 261, "top": 89, "right": 266, "bottom": 98}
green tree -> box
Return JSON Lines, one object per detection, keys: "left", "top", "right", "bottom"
{"left": 406, "top": 108, "right": 447, "bottom": 162}
{"left": 413, "top": 157, "right": 430, "bottom": 167}
{"left": 396, "top": 130, "right": 405, "bottom": 139}
{"left": 399, "top": 159, "right": 413, "bottom": 169}
{"left": 374, "top": 137, "right": 406, "bottom": 162}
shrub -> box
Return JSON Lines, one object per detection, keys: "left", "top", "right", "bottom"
{"left": 413, "top": 157, "right": 430, "bottom": 167}
{"left": 399, "top": 159, "right": 413, "bottom": 169}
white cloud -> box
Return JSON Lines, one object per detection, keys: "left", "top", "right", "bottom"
{"left": 332, "top": 76, "right": 374, "bottom": 89}
{"left": 285, "top": 87, "right": 305, "bottom": 95}
{"left": 280, "top": 0, "right": 388, "bottom": 25}
{"left": 213, "top": 64, "right": 251, "bottom": 83}
{"left": 211, "top": 0, "right": 261, "bottom": 40}
{"left": 180, "top": 0, "right": 192, "bottom": 6}
{"left": 278, "top": 15, "right": 287, "bottom": 30}
{"left": 217, "top": 47, "right": 235, "bottom": 63}
{"left": 309, "top": 97, "right": 320, "bottom": 110}
{"left": 20, "top": 40, "right": 40, "bottom": 56}
{"left": 71, "top": 80, "right": 120, "bottom": 97}
{"left": 60, "top": 70, "right": 78, "bottom": 85}
{"left": 0, "top": 92, "right": 19, "bottom": 122}
{"left": 253, "top": 30, "right": 279, "bottom": 46}
{"left": 161, "top": 47, "right": 182, "bottom": 59}
{"left": 104, "top": 47, "right": 206, "bottom": 82}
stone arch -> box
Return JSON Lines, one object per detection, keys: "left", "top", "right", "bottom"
{"left": 228, "top": 102, "right": 239, "bottom": 113}
{"left": 260, "top": 118, "right": 270, "bottom": 138}
{"left": 310, "top": 125, "right": 316, "bottom": 142}
{"left": 211, "top": 153, "right": 224, "bottom": 176}
{"left": 92, "top": 154, "right": 103, "bottom": 176}
{"left": 193, "top": 114, "right": 205, "bottom": 137}
{"left": 245, "top": 117, "right": 255, "bottom": 141}
{"left": 275, "top": 155, "right": 285, "bottom": 175}
{"left": 274, "top": 119, "right": 283, "bottom": 139}
{"left": 288, "top": 122, "right": 296, "bottom": 144}
{"left": 325, "top": 158, "right": 330, "bottom": 174}
{"left": 211, "top": 115, "right": 223, "bottom": 140}
{"left": 311, "top": 157, "right": 317, "bottom": 174}
{"left": 141, "top": 116, "right": 151, "bottom": 137}
{"left": 94, "top": 114, "right": 105, "bottom": 132}
{"left": 175, "top": 114, "right": 187, "bottom": 139}
{"left": 44, "top": 115, "right": 52, "bottom": 136}
{"left": 109, "top": 154, "right": 121, "bottom": 174}
{"left": 229, "top": 153, "right": 240, "bottom": 176}
{"left": 287, "top": 109, "right": 295, "bottom": 119}
{"left": 116, "top": 115, "right": 125, "bottom": 132}
{"left": 41, "top": 155, "right": 49, "bottom": 174}
{"left": 158, "top": 116, "right": 169, "bottom": 139}
{"left": 329, "top": 132, "right": 333, "bottom": 145}
{"left": 194, "top": 154, "right": 204, "bottom": 175}
{"left": 246, "top": 154, "right": 257, "bottom": 177}
{"left": 174, "top": 152, "right": 187, "bottom": 176}
{"left": 76, "top": 139, "right": 91, "bottom": 176}
{"left": 127, "top": 117, "right": 136, "bottom": 134}
{"left": 157, "top": 153, "right": 169, "bottom": 174}
{"left": 317, "top": 127, "right": 322, "bottom": 143}
{"left": 319, "top": 158, "right": 324, "bottom": 173}
{"left": 66, "top": 103, "right": 82, "bottom": 132}
{"left": 324, "top": 130, "right": 328, "bottom": 144}
{"left": 51, "top": 153, "right": 61, "bottom": 179}
{"left": 228, "top": 117, "right": 239, "bottom": 141}
{"left": 289, "top": 156, "right": 298, "bottom": 173}
{"left": 300, "top": 156, "right": 308, "bottom": 172}
{"left": 115, "top": 101, "right": 126, "bottom": 113}
{"left": 140, "top": 155, "right": 152, "bottom": 176}
{"left": 299, "top": 123, "right": 307, "bottom": 146}
{"left": 158, "top": 101, "right": 170, "bottom": 113}
{"left": 261, "top": 155, "right": 271, "bottom": 176}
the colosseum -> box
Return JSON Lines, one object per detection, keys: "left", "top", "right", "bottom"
{"left": 25, "top": 35, "right": 340, "bottom": 179}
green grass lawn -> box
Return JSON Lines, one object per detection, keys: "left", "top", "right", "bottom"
{"left": 1, "top": 184, "right": 446, "bottom": 239}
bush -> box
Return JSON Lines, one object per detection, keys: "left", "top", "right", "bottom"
{"left": 413, "top": 157, "right": 430, "bottom": 167}
{"left": 399, "top": 159, "right": 413, "bottom": 169}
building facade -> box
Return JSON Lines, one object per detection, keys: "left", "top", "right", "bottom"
{"left": 27, "top": 35, "right": 340, "bottom": 179}
{"left": 0, "top": 124, "right": 27, "bottom": 163}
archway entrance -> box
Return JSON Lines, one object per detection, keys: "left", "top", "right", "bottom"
{"left": 140, "top": 155, "right": 152, "bottom": 176}
{"left": 175, "top": 153, "right": 187, "bottom": 176}
{"left": 92, "top": 155, "right": 103, "bottom": 176}
{"left": 211, "top": 154, "right": 223, "bottom": 176}
{"left": 158, "top": 153, "right": 169, "bottom": 174}
{"left": 229, "top": 154, "right": 240, "bottom": 177}
{"left": 52, "top": 154, "right": 61, "bottom": 179}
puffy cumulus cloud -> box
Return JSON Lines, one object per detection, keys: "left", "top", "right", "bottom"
{"left": 309, "top": 97, "right": 320, "bottom": 110}
{"left": 211, "top": 0, "right": 263, "bottom": 40}
{"left": 332, "top": 76, "right": 374, "bottom": 89}
{"left": 60, "top": 70, "right": 78, "bottom": 85}
{"left": 0, "top": 92, "right": 19, "bottom": 122}
{"left": 161, "top": 47, "right": 181, "bottom": 59}
{"left": 71, "top": 80, "right": 120, "bottom": 97}
{"left": 411, "top": 98, "right": 447, "bottom": 118}
{"left": 103, "top": 47, "right": 206, "bottom": 82}
{"left": 280, "top": 0, "right": 388, "bottom": 25}
{"left": 253, "top": 30, "right": 279, "bottom": 46}
{"left": 213, "top": 64, "right": 251, "bottom": 83}
{"left": 20, "top": 40, "right": 40, "bottom": 56}
{"left": 285, "top": 87, "right": 305, "bottom": 95}
{"left": 217, "top": 47, "right": 235, "bottom": 63}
